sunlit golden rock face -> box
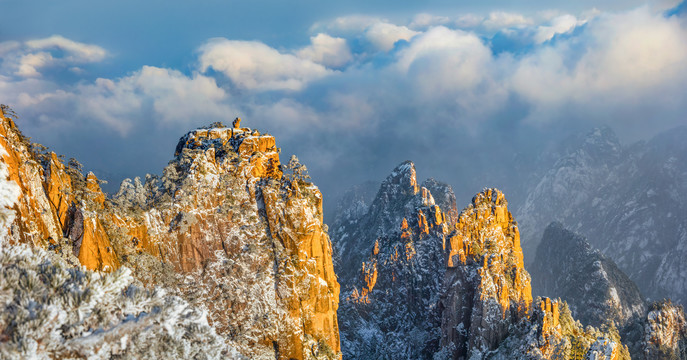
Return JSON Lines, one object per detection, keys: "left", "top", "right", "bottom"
{"left": 533, "top": 297, "right": 561, "bottom": 351}
{"left": 0, "top": 111, "right": 341, "bottom": 359}
{"left": 643, "top": 301, "right": 687, "bottom": 359}
{"left": 0, "top": 115, "right": 62, "bottom": 247}
{"left": 44, "top": 152, "right": 72, "bottom": 229}
{"left": 64, "top": 172, "right": 120, "bottom": 271}
{"left": 440, "top": 188, "right": 533, "bottom": 359}
{"left": 0, "top": 110, "right": 119, "bottom": 272}
{"left": 111, "top": 125, "right": 340, "bottom": 359}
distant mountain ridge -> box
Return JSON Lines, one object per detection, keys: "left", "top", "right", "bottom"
{"left": 518, "top": 125, "right": 687, "bottom": 305}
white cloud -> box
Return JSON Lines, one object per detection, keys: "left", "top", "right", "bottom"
{"left": 3, "top": 5, "right": 687, "bottom": 151}
{"left": 395, "top": 27, "right": 489, "bottom": 76}
{"left": 454, "top": 14, "right": 485, "bottom": 28}
{"left": 75, "top": 66, "right": 230, "bottom": 133}
{"left": 364, "top": 22, "right": 419, "bottom": 52}
{"left": 533, "top": 14, "right": 581, "bottom": 43}
{"left": 309, "top": 16, "right": 419, "bottom": 52}
{"left": 296, "top": 33, "right": 353, "bottom": 68}
{"left": 16, "top": 52, "right": 54, "bottom": 77}
{"left": 483, "top": 11, "right": 534, "bottom": 30}
{"left": 409, "top": 13, "right": 451, "bottom": 29}
{"left": 512, "top": 7, "right": 687, "bottom": 123}
{"left": 198, "top": 38, "right": 332, "bottom": 91}
{"left": 26, "top": 35, "right": 107, "bottom": 63}
{"left": 0, "top": 65, "right": 230, "bottom": 135}
{"left": 310, "top": 15, "right": 383, "bottom": 36}
{"left": 0, "top": 35, "right": 107, "bottom": 78}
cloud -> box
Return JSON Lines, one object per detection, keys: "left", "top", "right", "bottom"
{"left": 454, "top": 14, "right": 486, "bottom": 29}
{"left": 364, "top": 22, "right": 419, "bottom": 51}
{"left": 16, "top": 52, "right": 54, "bottom": 77}
{"left": 0, "top": 35, "right": 107, "bottom": 78}
{"left": 409, "top": 13, "right": 451, "bottom": 29}
{"left": 296, "top": 33, "right": 353, "bottom": 68}
{"left": 76, "top": 66, "right": 230, "bottom": 134}
{"left": 511, "top": 7, "right": 687, "bottom": 125}
{"left": 309, "top": 16, "right": 419, "bottom": 52}
{"left": 198, "top": 38, "right": 332, "bottom": 91}
{"left": 2, "top": 5, "right": 687, "bottom": 202}
{"left": 482, "top": 11, "right": 534, "bottom": 29}
{"left": 26, "top": 35, "right": 107, "bottom": 63}
{"left": 533, "top": 14, "right": 581, "bottom": 43}
{"left": 1, "top": 66, "right": 230, "bottom": 136}
{"left": 309, "top": 15, "right": 383, "bottom": 36}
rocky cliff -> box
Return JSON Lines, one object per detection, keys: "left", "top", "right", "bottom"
{"left": 642, "top": 300, "right": 687, "bottom": 359}
{"left": 439, "top": 189, "right": 533, "bottom": 358}
{"left": 113, "top": 125, "right": 341, "bottom": 359}
{"left": 334, "top": 161, "right": 451, "bottom": 358}
{"left": 0, "top": 110, "right": 118, "bottom": 271}
{"left": 530, "top": 222, "right": 646, "bottom": 328}
{"left": 333, "top": 165, "right": 631, "bottom": 359}
{"left": 0, "top": 108, "right": 341, "bottom": 359}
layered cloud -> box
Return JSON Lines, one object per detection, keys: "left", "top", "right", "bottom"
{"left": 197, "top": 39, "right": 332, "bottom": 91}
{"left": 296, "top": 33, "right": 353, "bottom": 68}
{"left": 74, "top": 66, "right": 229, "bottom": 133}
{"left": 0, "top": 36, "right": 107, "bottom": 77}
{"left": 1, "top": 3, "right": 686, "bottom": 201}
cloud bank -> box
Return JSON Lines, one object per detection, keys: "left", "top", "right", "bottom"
{"left": 1, "top": 4, "right": 686, "bottom": 211}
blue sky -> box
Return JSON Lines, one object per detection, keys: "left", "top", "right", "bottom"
{"left": 1, "top": 0, "right": 686, "bottom": 211}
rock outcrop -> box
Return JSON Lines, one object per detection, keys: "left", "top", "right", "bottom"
{"left": 334, "top": 161, "right": 451, "bottom": 358}
{"left": 0, "top": 113, "right": 64, "bottom": 247}
{"left": 109, "top": 125, "right": 340, "bottom": 359}
{"left": 439, "top": 188, "right": 533, "bottom": 358}
{"left": 641, "top": 300, "right": 687, "bottom": 359}
{"left": 530, "top": 222, "right": 646, "bottom": 328}
{"left": 334, "top": 173, "right": 636, "bottom": 359}
{"left": 0, "top": 109, "right": 117, "bottom": 271}
{"left": 0, "top": 109, "right": 341, "bottom": 359}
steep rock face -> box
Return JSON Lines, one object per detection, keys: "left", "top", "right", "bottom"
{"left": 0, "top": 114, "right": 62, "bottom": 246}
{"left": 335, "top": 161, "right": 451, "bottom": 358}
{"left": 43, "top": 152, "right": 73, "bottom": 229}
{"left": 530, "top": 222, "right": 646, "bottom": 328}
{"left": 642, "top": 301, "right": 687, "bottom": 359}
{"left": 0, "top": 110, "right": 342, "bottom": 359}
{"left": 439, "top": 188, "right": 533, "bottom": 358}
{"left": 63, "top": 172, "right": 120, "bottom": 271}
{"left": 490, "top": 297, "right": 570, "bottom": 359}
{"left": 111, "top": 125, "right": 341, "bottom": 359}
{"left": 0, "top": 110, "right": 116, "bottom": 271}
{"left": 422, "top": 178, "right": 459, "bottom": 226}
{"left": 332, "top": 175, "right": 628, "bottom": 359}
{"left": 518, "top": 126, "right": 687, "bottom": 305}
{"left": 334, "top": 161, "right": 423, "bottom": 282}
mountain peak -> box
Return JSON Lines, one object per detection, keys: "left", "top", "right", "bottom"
{"left": 385, "top": 160, "right": 419, "bottom": 195}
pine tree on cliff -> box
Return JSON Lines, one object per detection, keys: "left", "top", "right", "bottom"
{"left": 284, "top": 155, "right": 311, "bottom": 182}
